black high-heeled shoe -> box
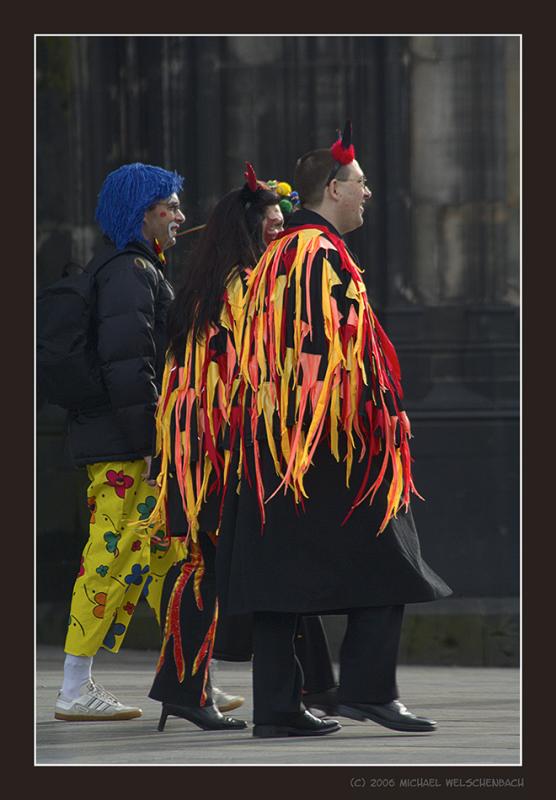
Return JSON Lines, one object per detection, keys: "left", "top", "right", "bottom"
{"left": 157, "top": 702, "right": 248, "bottom": 732}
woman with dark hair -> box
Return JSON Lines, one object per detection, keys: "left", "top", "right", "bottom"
{"left": 154, "top": 170, "right": 285, "bottom": 542}
{"left": 145, "top": 168, "right": 335, "bottom": 732}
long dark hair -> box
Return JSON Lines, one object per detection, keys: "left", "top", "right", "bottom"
{"left": 167, "top": 185, "right": 279, "bottom": 358}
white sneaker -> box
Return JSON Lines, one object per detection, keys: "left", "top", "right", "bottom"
{"left": 54, "top": 679, "right": 143, "bottom": 721}
{"left": 212, "top": 686, "right": 245, "bottom": 713}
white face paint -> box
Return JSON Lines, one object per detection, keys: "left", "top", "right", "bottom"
{"left": 142, "top": 193, "right": 186, "bottom": 251}
{"left": 168, "top": 221, "right": 180, "bottom": 241}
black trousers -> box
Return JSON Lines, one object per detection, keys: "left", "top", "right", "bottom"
{"left": 252, "top": 606, "right": 404, "bottom": 724}
{"left": 149, "top": 532, "right": 337, "bottom": 707}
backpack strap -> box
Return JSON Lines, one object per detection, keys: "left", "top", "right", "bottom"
{"left": 84, "top": 245, "right": 150, "bottom": 279}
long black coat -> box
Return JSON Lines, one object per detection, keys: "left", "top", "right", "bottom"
{"left": 216, "top": 443, "right": 451, "bottom": 615}
{"left": 68, "top": 241, "right": 174, "bottom": 466}
{"left": 215, "top": 210, "right": 451, "bottom": 615}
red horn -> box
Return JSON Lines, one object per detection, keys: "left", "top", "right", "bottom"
{"left": 341, "top": 120, "right": 352, "bottom": 149}
{"left": 330, "top": 119, "right": 355, "bottom": 165}
{"left": 244, "top": 162, "right": 258, "bottom": 193}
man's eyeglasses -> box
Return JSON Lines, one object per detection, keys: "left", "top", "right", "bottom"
{"left": 335, "top": 176, "right": 369, "bottom": 188}
{"left": 325, "top": 166, "right": 369, "bottom": 189}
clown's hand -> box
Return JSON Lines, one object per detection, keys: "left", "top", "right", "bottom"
{"left": 142, "top": 456, "right": 157, "bottom": 486}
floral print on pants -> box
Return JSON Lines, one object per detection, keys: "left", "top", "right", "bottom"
{"left": 64, "top": 460, "right": 187, "bottom": 657}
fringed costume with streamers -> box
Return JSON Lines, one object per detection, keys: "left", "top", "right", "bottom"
{"left": 236, "top": 223, "right": 419, "bottom": 535}
{"left": 146, "top": 271, "right": 248, "bottom": 703}
{"left": 211, "top": 134, "right": 451, "bottom": 728}
{"left": 146, "top": 270, "right": 246, "bottom": 541}
{"left": 215, "top": 209, "right": 452, "bottom": 616}
{"left": 146, "top": 263, "right": 339, "bottom": 703}
{"left": 150, "top": 532, "right": 220, "bottom": 707}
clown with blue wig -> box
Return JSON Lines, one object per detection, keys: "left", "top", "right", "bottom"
{"left": 55, "top": 163, "right": 192, "bottom": 722}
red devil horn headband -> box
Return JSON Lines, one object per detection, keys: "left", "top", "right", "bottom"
{"left": 244, "top": 162, "right": 259, "bottom": 193}
{"left": 330, "top": 119, "right": 355, "bottom": 165}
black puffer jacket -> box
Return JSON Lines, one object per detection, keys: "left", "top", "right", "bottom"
{"left": 68, "top": 240, "right": 174, "bottom": 466}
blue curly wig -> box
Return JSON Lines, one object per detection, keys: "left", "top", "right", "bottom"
{"left": 95, "top": 163, "right": 185, "bottom": 250}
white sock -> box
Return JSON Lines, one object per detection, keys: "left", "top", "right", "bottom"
{"left": 61, "top": 654, "right": 93, "bottom": 699}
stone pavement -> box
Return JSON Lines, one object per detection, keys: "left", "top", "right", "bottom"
{"left": 36, "top": 645, "right": 520, "bottom": 766}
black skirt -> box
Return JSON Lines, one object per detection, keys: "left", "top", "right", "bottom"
{"left": 216, "top": 441, "right": 452, "bottom": 615}
{"left": 165, "top": 466, "right": 221, "bottom": 536}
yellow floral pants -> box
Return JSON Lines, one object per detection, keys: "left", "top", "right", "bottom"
{"left": 64, "top": 460, "right": 187, "bottom": 657}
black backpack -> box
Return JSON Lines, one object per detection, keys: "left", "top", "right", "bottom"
{"left": 37, "top": 246, "right": 143, "bottom": 410}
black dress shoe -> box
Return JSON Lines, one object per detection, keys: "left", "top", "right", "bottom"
{"left": 253, "top": 709, "right": 341, "bottom": 738}
{"left": 157, "top": 702, "right": 247, "bottom": 732}
{"left": 336, "top": 700, "right": 436, "bottom": 732}
{"left": 302, "top": 687, "right": 339, "bottom": 716}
